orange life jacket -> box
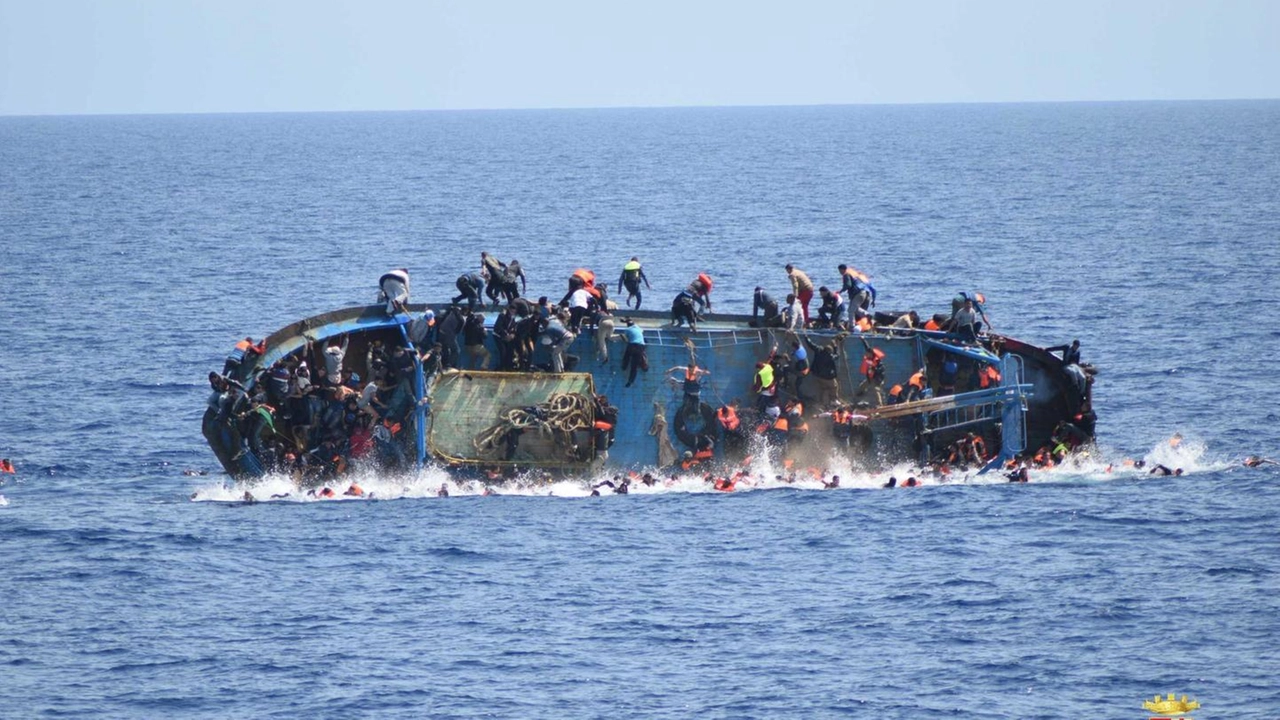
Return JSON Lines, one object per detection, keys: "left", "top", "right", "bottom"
{"left": 971, "top": 436, "right": 987, "bottom": 459}
{"left": 696, "top": 273, "right": 713, "bottom": 295}
{"left": 713, "top": 477, "right": 736, "bottom": 492}
{"left": 979, "top": 365, "right": 1002, "bottom": 389}
{"left": 0, "top": 459, "right": 14, "bottom": 473}
{"left": 772, "top": 416, "right": 789, "bottom": 432}
{"left": 856, "top": 316, "right": 873, "bottom": 332}
{"left": 786, "top": 405, "right": 808, "bottom": 433}
{"left": 593, "top": 420, "right": 614, "bottom": 431}
{"left": 842, "top": 266, "right": 870, "bottom": 284}
{"left": 924, "top": 318, "right": 941, "bottom": 331}
{"left": 908, "top": 371, "right": 927, "bottom": 390}
{"left": 859, "top": 348, "right": 886, "bottom": 378}
{"left": 694, "top": 447, "right": 713, "bottom": 461}
{"left": 235, "top": 338, "right": 265, "bottom": 355}
{"left": 889, "top": 384, "right": 903, "bottom": 399}
{"left": 717, "top": 406, "right": 740, "bottom": 431}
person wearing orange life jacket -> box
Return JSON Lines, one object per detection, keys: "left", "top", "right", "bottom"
{"left": 904, "top": 367, "right": 929, "bottom": 402}
{"left": 223, "top": 336, "right": 266, "bottom": 376}
{"left": 716, "top": 401, "right": 749, "bottom": 459}
{"left": 668, "top": 363, "right": 710, "bottom": 411}
{"left": 923, "top": 313, "right": 946, "bottom": 332}
{"left": 783, "top": 399, "right": 809, "bottom": 445}
{"left": 671, "top": 274, "right": 712, "bottom": 330}
{"left": 764, "top": 405, "right": 790, "bottom": 448}
{"left": 887, "top": 383, "right": 905, "bottom": 405}
{"left": 966, "top": 433, "right": 988, "bottom": 464}
{"left": 0, "top": 458, "right": 14, "bottom": 474}
{"left": 829, "top": 406, "right": 855, "bottom": 447}
{"left": 977, "top": 363, "right": 1002, "bottom": 389}
{"left": 837, "top": 264, "right": 877, "bottom": 312}
{"left": 716, "top": 402, "right": 741, "bottom": 433}
{"left": 854, "top": 345, "right": 886, "bottom": 404}
{"left": 593, "top": 394, "right": 619, "bottom": 454}
{"left": 679, "top": 449, "right": 712, "bottom": 471}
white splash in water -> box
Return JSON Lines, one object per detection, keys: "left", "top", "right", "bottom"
{"left": 188, "top": 433, "right": 1233, "bottom": 502}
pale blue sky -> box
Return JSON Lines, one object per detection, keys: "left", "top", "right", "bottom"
{"left": 1, "top": 0, "right": 1276, "bottom": 115}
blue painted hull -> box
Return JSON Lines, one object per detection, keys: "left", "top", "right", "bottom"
{"left": 204, "top": 304, "right": 1093, "bottom": 479}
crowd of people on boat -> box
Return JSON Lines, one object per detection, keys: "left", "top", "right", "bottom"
{"left": 208, "top": 254, "right": 1102, "bottom": 482}
{"left": 208, "top": 329, "right": 435, "bottom": 482}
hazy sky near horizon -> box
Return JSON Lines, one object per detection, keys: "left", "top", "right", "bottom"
{"left": 2, "top": 0, "right": 1277, "bottom": 116}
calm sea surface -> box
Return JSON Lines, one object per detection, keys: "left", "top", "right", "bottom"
{"left": 1, "top": 102, "right": 1278, "bottom": 718}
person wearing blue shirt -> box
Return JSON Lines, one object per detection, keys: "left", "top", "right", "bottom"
{"left": 616, "top": 318, "right": 648, "bottom": 387}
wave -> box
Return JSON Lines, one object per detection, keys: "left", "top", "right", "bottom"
{"left": 186, "top": 432, "right": 1246, "bottom": 504}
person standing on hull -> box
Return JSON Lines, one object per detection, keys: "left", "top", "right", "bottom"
{"left": 463, "top": 311, "right": 490, "bottom": 370}
{"left": 565, "top": 282, "right": 593, "bottom": 332}
{"left": 436, "top": 305, "right": 464, "bottom": 370}
{"left": 541, "top": 309, "right": 576, "bottom": 373}
{"left": 952, "top": 297, "right": 980, "bottom": 344}
{"left": 492, "top": 305, "right": 518, "bottom": 370}
{"left": 377, "top": 268, "right": 411, "bottom": 315}
{"left": 408, "top": 309, "right": 436, "bottom": 353}
{"left": 785, "top": 264, "right": 815, "bottom": 325}
{"left": 322, "top": 334, "right": 349, "bottom": 387}
{"left": 838, "top": 265, "right": 876, "bottom": 314}
{"left": 453, "top": 272, "right": 485, "bottom": 311}
{"left": 617, "top": 257, "right": 652, "bottom": 309}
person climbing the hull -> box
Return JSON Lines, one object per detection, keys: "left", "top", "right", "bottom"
{"left": 616, "top": 318, "right": 648, "bottom": 387}
{"left": 453, "top": 272, "right": 485, "bottom": 311}
{"left": 752, "top": 348, "right": 779, "bottom": 412}
{"left": 816, "top": 286, "right": 846, "bottom": 329}
{"left": 667, "top": 363, "right": 710, "bottom": 414}
{"left": 751, "top": 287, "right": 781, "bottom": 327}
{"left": 671, "top": 274, "right": 712, "bottom": 331}
{"left": 617, "top": 257, "right": 652, "bottom": 309}
{"left": 377, "top": 268, "right": 411, "bottom": 315}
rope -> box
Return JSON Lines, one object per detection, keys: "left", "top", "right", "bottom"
{"left": 471, "top": 392, "right": 595, "bottom": 459}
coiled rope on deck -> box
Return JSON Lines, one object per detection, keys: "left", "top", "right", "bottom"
{"left": 472, "top": 392, "right": 595, "bottom": 458}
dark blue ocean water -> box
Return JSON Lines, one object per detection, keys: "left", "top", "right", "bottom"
{"left": 2, "top": 102, "right": 1279, "bottom": 718}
